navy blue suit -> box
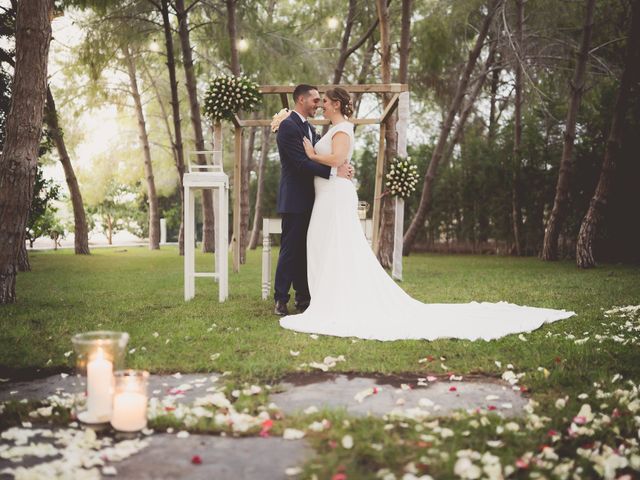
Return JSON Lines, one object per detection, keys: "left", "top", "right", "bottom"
{"left": 274, "top": 113, "right": 331, "bottom": 304}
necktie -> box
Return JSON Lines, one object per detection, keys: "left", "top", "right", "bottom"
{"left": 302, "top": 121, "right": 312, "bottom": 141}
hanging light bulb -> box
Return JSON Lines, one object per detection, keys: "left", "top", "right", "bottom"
{"left": 150, "top": 39, "right": 160, "bottom": 53}
{"left": 327, "top": 17, "right": 339, "bottom": 30}
{"left": 237, "top": 38, "right": 249, "bottom": 52}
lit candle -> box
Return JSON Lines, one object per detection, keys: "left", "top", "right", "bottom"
{"left": 111, "top": 375, "right": 148, "bottom": 432}
{"left": 86, "top": 347, "right": 113, "bottom": 421}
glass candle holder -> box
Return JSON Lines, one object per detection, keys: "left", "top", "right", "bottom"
{"left": 358, "top": 201, "right": 369, "bottom": 220}
{"left": 71, "top": 331, "right": 129, "bottom": 424}
{"left": 111, "top": 370, "right": 149, "bottom": 432}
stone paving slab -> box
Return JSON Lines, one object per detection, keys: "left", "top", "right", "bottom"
{"left": 0, "top": 373, "right": 221, "bottom": 405}
{"left": 272, "top": 374, "right": 526, "bottom": 417}
{"left": 0, "top": 430, "right": 311, "bottom": 480}
{"left": 115, "top": 434, "right": 311, "bottom": 480}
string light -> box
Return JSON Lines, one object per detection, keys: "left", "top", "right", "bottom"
{"left": 237, "top": 38, "right": 249, "bottom": 52}
{"left": 327, "top": 17, "right": 339, "bottom": 30}
{"left": 150, "top": 39, "right": 160, "bottom": 53}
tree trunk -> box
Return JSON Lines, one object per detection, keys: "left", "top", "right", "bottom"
{"left": 444, "top": 43, "right": 496, "bottom": 162}
{"left": 17, "top": 236, "right": 30, "bottom": 272}
{"left": 44, "top": 86, "right": 90, "bottom": 255}
{"left": 124, "top": 45, "right": 160, "bottom": 250}
{"left": 225, "top": 0, "right": 240, "bottom": 76}
{"left": 488, "top": 69, "right": 501, "bottom": 144}
{"left": 403, "top": 0, "right": 500, "bottom": 254}
{"left": 332, "top": 1, "right": 379, "bottom": 85}
{"left": 542, "top": 0, "right": 596, "bottom": 260}
{"left": 175, "top": 0, "right": 215, "bottom": 253}
{"left": 576, "top": 0, "right": 639, "bottom": 268}
{"left": 225, "top": 0, "right": 252, "bottom": 264}
{"left": 379, "top": 0, "right": 412, "bottom": 269}
{"left": 375, "top": 0, "right": 397, "bottom": 268}
{"left": 249, "top": 127, "right": 271, "bottom": 250}
{"left": 240, "top": 125, "right": 256, "bottom": 263}
{"left": 352, "top": 39, "right": 377, "bottom": 115}
{"left": 0, "top": 0, "right": 51, "bottom": 304}
{"left": 398, "top": 0, "right": 413, "bottom": 83}
{"left": 160, "top": 0, "right": 185, "bottom": 255}
{"left": 511, "top": 0, "right": 525, "bottom": 256}
{"left": 107, "top": 215, "right": 113, "bottom": 245}
{"left": 141, "top": 56, "right": 184, "bottom": 254}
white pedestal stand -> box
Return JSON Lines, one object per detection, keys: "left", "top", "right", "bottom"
{"left": 184, "top": 168, "right": 229, "bottom": 302}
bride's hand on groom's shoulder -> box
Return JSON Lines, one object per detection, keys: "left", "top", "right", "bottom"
{"left": 302, "top": 137, "right": 316, "bottom": 160}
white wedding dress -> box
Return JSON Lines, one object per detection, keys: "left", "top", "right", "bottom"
{"left": 279, "top": 121, "right": 575, "bottom": 341}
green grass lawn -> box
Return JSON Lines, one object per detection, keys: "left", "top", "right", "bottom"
{"left": 2, "top": 246, "right": 639, "bottom": 392}
{"left": 2, "top": 247, "right": 640, "bottom": 478}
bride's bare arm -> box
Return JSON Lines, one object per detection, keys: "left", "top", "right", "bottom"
{"left": 303, "top": 132, "right": 350, "bottom": 167}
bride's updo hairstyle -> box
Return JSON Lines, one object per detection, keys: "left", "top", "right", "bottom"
{"left": 325, "top": 87, "right": 354, "bottom": 118}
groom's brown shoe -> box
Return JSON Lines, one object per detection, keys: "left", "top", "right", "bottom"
{"left": 274, "top": 301, "right": 289, "bottom": 316}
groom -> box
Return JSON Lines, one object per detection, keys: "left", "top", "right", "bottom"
{"left": 273, "top": 84, "right": 353, "bottom": 316}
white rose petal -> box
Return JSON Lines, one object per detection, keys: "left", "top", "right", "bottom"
{"left": 283, "top": 428, "right": 305, "bottom": 440}
{"left": 341, "top": 434, "right": 354, "bottom": 449}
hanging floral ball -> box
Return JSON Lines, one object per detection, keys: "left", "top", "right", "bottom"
{"left": 203, "top": 74, "right": 261, "bottom": 121}
{"left": 385, "top": 156, "right": 419, "bottom": 199}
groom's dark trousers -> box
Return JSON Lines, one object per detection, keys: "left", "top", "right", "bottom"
{"left": 274, "top": 113, "right": 330, "bottom": 304}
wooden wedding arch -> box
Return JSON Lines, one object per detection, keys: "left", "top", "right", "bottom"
{"left": 216, "top": 83, "right": 409, "bottom": 272}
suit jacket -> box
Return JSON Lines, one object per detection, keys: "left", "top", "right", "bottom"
{"left": 276, "top": 113, "right": 331, "bottom": 214}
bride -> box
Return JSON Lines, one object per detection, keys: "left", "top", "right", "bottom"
{"left": 279, "top": 87, "right": 575, "bottom": 341}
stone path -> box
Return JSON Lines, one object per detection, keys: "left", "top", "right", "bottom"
{"left": 0, "top": 372, "right": 526, "bottom": 478}
{"left": 0, "top": 432, "right": 311, "bottom": 480}
{"left": 114, "top": 435, "right": 312, "bottom": 480}
{"left": 273, "top": 374, "right": 526, "bottom": 417}
{"left": 0, "top": 373, "right": 222, "bottom": 405}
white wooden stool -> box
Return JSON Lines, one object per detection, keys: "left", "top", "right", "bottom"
{"left": 184, "top": 169, "right": 229, "bottom": 302}
{"left": 260, "top": 217, "right": 373, "bottom": 300}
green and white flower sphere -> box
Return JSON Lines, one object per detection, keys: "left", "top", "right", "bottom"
{"left": 386, "top": 156, "right": 419, "bottom": 199}
{"left": 203, "top": 74, "right": 261, "bottom": 122}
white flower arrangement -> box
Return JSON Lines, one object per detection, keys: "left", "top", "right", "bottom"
{"left": 270, "top": 108, "right": 291, "bottom": 132}
{"left": 385, "top": 156, "right": 419, "bottom": 199}
{"left": 203, "top": 74, "right": 261, "bottom": 122}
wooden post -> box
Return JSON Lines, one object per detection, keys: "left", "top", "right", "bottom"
{"left": 392, "top": 91, "right": 410, "bottom": 280}
{"left": 372, "top": 123, "right": 386, "bottom": 253}
{"left": 233, "top": 126, "right": 242, "bottom": 272}
{"left": 213, "top": 122, "right": 223, "bottom": 166}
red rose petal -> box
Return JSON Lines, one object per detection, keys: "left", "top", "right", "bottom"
{"left": 449, "top": 386, "right": 457, "bottom": 392}
{"left": 331, "top": 474, "right": 347, "bottom": 480}
{"left": 191, "top": 455, "right": 202, "bottom": 465}
{"left": 487, "top": 405, "right": 497, "bottom": 411}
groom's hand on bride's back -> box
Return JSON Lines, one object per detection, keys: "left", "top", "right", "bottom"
{"left": 337, "top": 163, "right": 354, "bottom": 179}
